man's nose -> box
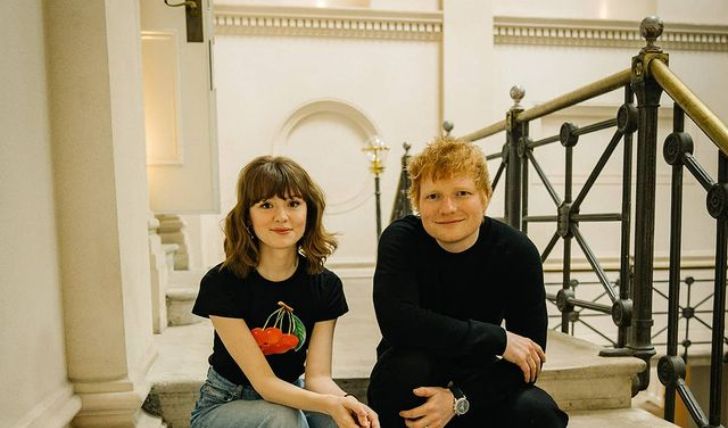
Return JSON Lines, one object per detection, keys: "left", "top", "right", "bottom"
{"left": 440, "top": 197, "right": 457, "bottom": 213}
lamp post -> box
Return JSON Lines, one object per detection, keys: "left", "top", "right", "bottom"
{"left": 363, "top": 136, "right": 389, "bottom": 237}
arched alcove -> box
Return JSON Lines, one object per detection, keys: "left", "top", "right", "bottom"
{"left": 270, "top": 99, "right": 384, "bottom": 262}
{"left": 273, "top": 99, "right": 382, "bottom": 216}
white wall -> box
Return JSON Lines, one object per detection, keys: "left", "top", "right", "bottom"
{"left": 207, "top": 8, "right": 441, "bottom": 268}
{"left": 190, "top": 0, "right": 728, "bottom": 379}
{"left": 201, "top": 0, "right": 727, "bottom": 268}
{"left": 0, "top": 1, "right": 80, "bottom": 426}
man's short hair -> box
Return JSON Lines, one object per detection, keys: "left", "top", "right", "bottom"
{"left": 407, "top": 136, "right": 493, "bottom": 211}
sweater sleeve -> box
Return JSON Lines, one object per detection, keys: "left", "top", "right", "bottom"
{"left": 373, "top": 219, "right": 507, "bottom": 358}
{"left": 503, "top": 232, "right": 548, "bottom": 350}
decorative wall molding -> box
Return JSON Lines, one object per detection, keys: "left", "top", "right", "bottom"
{"left": 214, "top": 5, "right": 442, "bottom": 41}
{"left": 494, "top": 16, "right": 728, "bottom": 52}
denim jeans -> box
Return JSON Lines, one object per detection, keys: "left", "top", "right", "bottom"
{"left": 190, "top": 367, "right": 337, "bottom": 428}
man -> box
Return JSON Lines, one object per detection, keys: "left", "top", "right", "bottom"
{"left": 367, "top": 137, "right": 568, "bottom": 428}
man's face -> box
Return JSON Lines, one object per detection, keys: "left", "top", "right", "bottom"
{"left": 418, "top": 174, "right": 488, "bottom": 253}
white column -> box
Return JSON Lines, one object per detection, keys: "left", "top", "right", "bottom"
{"left": 46, "top": 1, "right": 161, "bottom": 426}
{"left": 442, "top": 0, "right": 498, "bottom": 134}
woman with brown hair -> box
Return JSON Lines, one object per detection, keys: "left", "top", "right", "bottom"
{"left": 190, "top": 155, "right": 378, "bottom": 428}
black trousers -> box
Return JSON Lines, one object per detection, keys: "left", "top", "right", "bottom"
{"left": 367, "top": 348, "right": 568, "bottom": 428}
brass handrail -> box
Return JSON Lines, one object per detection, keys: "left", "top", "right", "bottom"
{"left": 460, "top": 120, "right": 507, "bottom": 142}
{"left": 517, "top": 68, "right": 632, "bottom": 123}
{"left": 460, "top": 68, "right": 631, "bottom": 142}
{"left": 650, "top": 59, "right": 728, "bottom": 157}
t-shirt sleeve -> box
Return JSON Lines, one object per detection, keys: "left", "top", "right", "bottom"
{"left": 192, "top": 266, "right": 247, "bottom": 319}
{"left": 313, "top": 272, "right": 348, "bottom": 322}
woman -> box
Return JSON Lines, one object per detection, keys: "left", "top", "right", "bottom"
{"left": 190, "top": 156, "right": 379, "bottom": 428}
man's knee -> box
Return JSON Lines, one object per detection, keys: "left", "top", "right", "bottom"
{"left": 370, "top": 348, "right": 438, "bottom": 392}
{"left": 507, "top": 387, "right": 568, "bottom": 428}
{"left": 368, "top": 348, "right": 440, "bottom": 416}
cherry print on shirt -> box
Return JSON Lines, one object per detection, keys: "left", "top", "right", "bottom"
{"left": 250, "top": 301, "right": 306, "bottom": 355}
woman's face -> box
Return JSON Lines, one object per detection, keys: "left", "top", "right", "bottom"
{"left": 248, "top": 195, "right": 307, "bottom": 254}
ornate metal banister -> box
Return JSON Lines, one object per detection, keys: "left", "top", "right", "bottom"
{"left": 649, "top": 59, "right": 728, "bottom": 156}
{"left": 389, "top": 15, "right": 727, "bottom": 426}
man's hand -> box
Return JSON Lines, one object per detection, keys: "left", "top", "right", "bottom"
{"left": 398, "top": 386, "right": 455, "bottom": 428}
{"left": 503, "top": 331, "right": 546, "bottom": 383}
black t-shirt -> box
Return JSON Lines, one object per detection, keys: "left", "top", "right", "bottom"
{"left": 192, "top": 255, "right": 348, "bottom": 386}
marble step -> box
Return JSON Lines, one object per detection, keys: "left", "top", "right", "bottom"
{"left": 145, "top": 322, "right": 665, "bottom": 427}
{"left": 536, "top": 332, "right": 645, "bottom": 412}
{"left": 568, "top": 407, "right": 678, "bottom": 427}
{"left": 166, "top": 288, "right": 203, "bottom": 327}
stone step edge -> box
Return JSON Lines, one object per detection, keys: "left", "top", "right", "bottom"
{"left": 568, "top": 407, "right": 679, "bottom": 427}
{"left": 166, "top": 288, "right": 198, "bottom": 301}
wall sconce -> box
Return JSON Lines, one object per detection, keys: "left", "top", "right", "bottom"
{"left": 363, "top": 136, "right": 390, "bottom": 237}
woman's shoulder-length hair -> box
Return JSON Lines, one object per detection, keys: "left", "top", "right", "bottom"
{"left": 222, "top": 155, "right": 337, "bottom": 279}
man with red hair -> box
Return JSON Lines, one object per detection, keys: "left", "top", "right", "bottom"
{"left": 367, "top": 137, "right": 567, "bottom": 428}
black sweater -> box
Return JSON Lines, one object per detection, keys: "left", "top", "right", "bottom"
{"left": 373, "top": 215, "right": 547, "bottom": 364}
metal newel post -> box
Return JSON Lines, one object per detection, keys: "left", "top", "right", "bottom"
{"left": 708, "top": 151, "right": 728, "bottom": 427}
{"left": 629, "top": 16, "right": 666, "bottom": 391}
{"left": 505, "top": 85, "right": 525, "bottom": 230}
{"left": 374, "top": 174, "right": 382, "bottom": 237}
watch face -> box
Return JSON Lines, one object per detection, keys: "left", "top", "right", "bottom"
{"left": 455, "top": 397, "right": 470, "bottom": 415}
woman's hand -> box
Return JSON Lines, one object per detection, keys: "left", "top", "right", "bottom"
{"left": 399, "top": 387, "right": 455, "bottom": 428}
{"left": 327, "top": 395, "right": 380, "bottom": 428}
{"left": 347, "top": 397, "right": 379, "bottom": 428}
{"left": 503, "top": 331, "right": 546, "bottom": 383}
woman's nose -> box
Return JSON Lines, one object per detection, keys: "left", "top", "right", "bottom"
{"left": 273, "top": 207, "right": 289, "bottom": 222}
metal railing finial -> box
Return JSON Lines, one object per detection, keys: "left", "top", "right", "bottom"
{"left": 442, "top": 121, "right": 454, "bottom": 137}
{"left": 510, "top": 85, "right": 525, "bottom": 109}
{"left": 640, "top": 16, "right": 664, "bottom": 52}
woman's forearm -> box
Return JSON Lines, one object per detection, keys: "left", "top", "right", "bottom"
{"left": 304, "top": 375, "right": 347, "bottom": 396}
{"left": 255, "top": 376, "right": 339, "bottom": 414}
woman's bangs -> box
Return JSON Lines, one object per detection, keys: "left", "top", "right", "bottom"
{"left": 247, "top": 163, "right": 305, "bottom": 203}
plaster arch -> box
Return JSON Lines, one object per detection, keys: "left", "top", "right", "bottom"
{"left": 272, "top": 99, "right": 383, "bottom": 216}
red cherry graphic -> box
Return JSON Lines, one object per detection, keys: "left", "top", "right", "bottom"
{"left": 253, "top": 301, "right": 305, "bottom": 355}
{"left": 251, "top": 328, "right": 265, "bottom": 342}
{"left": 280, "top": 333, "right": 299, "bottom": 349}
{"left": 262, "top": 327, "right": 283, "bottom": 346}
{"left": 266, "top": 342, "right": 288, "bottom": 355}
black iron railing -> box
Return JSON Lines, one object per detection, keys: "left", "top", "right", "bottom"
{"left": 390, "top": 16, "right": 728, "bottom": 427}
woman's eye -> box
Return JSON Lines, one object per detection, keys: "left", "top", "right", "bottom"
{"left": 457, "top": 191, "right": 471, "bottom": 197}
{"left": 259, "top": 201, "right": 272, "bottom": 209}
{"left": 288, "top": 199, "right": 301, "bottom": 208}
{"left": 425, "top": 193, "right": 438, "bottom": 200}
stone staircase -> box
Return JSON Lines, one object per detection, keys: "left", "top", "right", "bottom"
{"left": 165, "top": 270, "right": 208, "bottom": 327}
{"left": 144, "top": 321, "right": 678, "bottom": 427}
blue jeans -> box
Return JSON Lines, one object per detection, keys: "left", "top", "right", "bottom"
{"left": 190, "top": 367, "right": 337, "bottom": 428}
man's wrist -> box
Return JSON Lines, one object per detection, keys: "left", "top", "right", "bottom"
{"left": 447, "top": 382, "right": 470, "bottom": 416}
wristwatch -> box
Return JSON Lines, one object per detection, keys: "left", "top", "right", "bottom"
{"left": 447, "top": 382, "right": 470, "bottom": 416}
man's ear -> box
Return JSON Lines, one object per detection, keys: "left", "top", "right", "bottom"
{"left": 480, "top": 191, "right": 490, "bottom": 212}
